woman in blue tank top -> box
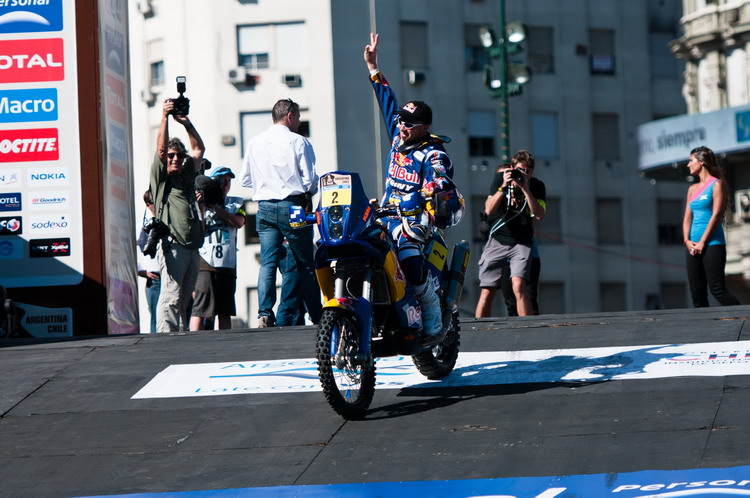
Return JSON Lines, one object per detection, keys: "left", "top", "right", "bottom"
{"left": 682, "top": 146, "right": 740, "bottom": 307}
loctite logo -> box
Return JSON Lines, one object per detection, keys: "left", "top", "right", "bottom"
{"left": 0, "top": 128, "right": 58, "bottom": 162}
{"left": 0, "top": 38, "right": 63, "bottom": 83}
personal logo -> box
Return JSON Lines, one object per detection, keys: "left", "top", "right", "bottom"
{"left": 0, "top": 191, "right": 21, "bottom": 211}
{"left": 0, "top": 128, "right": 58, "bottom": 162}
{"left": 104, "top": 24, "right": 124, "bottom": 76}
{"left": 0, "top": 88, "right": 57, "bottom": 123}
{"left": 29, "top": 214, "right": 68, "bottom": 233}
{"left": 27, "top": 166, "right": 67, "bottom": 185}
{"left": 0, "top": 215, "right": 21, "bottom": 235}
{"left": 0, "top": 0, "right": 64, "bottom": 34}
{"left": 0, "top": 38, "right": 63, "bottom": 83}
{"left": 29, "top": 237, "right": 70, "bottom": 257}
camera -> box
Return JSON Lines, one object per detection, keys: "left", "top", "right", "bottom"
{"left": 509, "top": 168, "right": 525, "bottom": 183}
{"left": 169, "top": 76, "right": 190, "bottom": 116}
{"left": 142, "top": 217, "right": 170, "bottom": 258}
{"left": 195, "top": 174, "right": 224, "bottom": 206}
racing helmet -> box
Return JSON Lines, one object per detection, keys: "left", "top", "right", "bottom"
{"left": 428, "top": 180, "right": 465, "bottom": 229}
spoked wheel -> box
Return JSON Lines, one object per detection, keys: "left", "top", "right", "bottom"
{"left": 412, "top": 312, "right": 460, "bottom": 380}
{"left": 316, "top": 309, "right": 376, "bottom": 419}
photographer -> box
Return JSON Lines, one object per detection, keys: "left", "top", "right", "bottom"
{"left": 190, "top": 167, "right": 245, "bottom": 331}
{"left": 150, "top": 97, "right": 205, "bottom": 332}
{"left": 475, "top": 150, "right": 545, "bottom": 318}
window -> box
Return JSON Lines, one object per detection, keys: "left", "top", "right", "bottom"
{"left": 600, "top": 282, "right": 626, "bottom": 312}
{"left": 660, "top": 282, "right": 687, "bottom": 309}
{"left": 468, "top": 110, "right": 496, "bottom": 157}
{"left": 590, "top": 29, "right": 615, "bottom": 75}
{"left": 149, "top": 60, "right": 164, "bottom": 87}
{"left": 240, "top": 110, "right": 310, "bottom": 158}
{"left": 401, "top": 22, "right": 428, "bottom": 69}
{"left": 596, "top": 198, "right": 624, "bottom": 244}
{"left": 657, "top": 199, "right": 683, "bottom": 245}
{"left": 531, "top": 112, "right": 558, "bottom": 159}
{"left": 465, "top": 24, "right": 491, "bottom": 72}
{"left": 238, "top": 22, "right": 308, "bottom": 70}
{"left": 538, "top": 282, "right": 565, "bottom": 314}
{"left": 536, "top": 196, "right": 561, "bottom": 244}
{"left": 527, "top": 26, "right": 554, "bottom": 74}
{"left": 592, "top": 113, "right": 620, "bottom": 161}
{"left": 649, "top": 31, "right": 678, "bottom": 79}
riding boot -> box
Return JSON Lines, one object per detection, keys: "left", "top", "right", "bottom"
{"left": 414, "top": 277, "right": 441, "bottom": 338}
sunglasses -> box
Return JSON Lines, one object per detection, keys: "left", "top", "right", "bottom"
{"left": 167, "top": 152, "right": 185, "bottom": 159}
{"left": 398, "top": 119, "right": 423, "bottom": 129}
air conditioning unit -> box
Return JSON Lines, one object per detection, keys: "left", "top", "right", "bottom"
{"left": 736, "top": 188, "right": 750, "bottom": 223}
{"left": 136, "top": 0, "right": 153, "bottom": 16}
{"left": 228, "top": 66, "right": 247, "bottom": 84}
{"left": 140, "top": 88, "right": 156, "bottom": 106}
{"left": 407, "top": 69, "right": 425, "bottom": 85}
{"left": 282, "top": 74, "right": 302, "bottom": 88}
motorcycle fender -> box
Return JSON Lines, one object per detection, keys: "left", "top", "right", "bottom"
{"left": 322, "top": 297, "right": 372, "bottom": 356}
{"left": 383, "top": 251, "right": 407, "bottom": 302}
{"left": 316, "top": 267, "right": 335, "bottom": 303}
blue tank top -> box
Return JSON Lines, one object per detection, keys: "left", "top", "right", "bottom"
{"left": 689, "top": 177, "right": 725, "bottom": 245}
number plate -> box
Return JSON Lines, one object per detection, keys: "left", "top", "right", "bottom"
{"left": 320, "top": 174, "right": 352, "bottom": 207}
{"left": 428, "top": 240, "right": 448, "bottom": 271}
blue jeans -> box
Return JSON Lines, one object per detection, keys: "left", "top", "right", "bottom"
{"left": 145, "top": 276, "right": 161, "bottom": 333}
{"left": 257, "top": 199, "right": 322, "bottom": 324}
{"left": 277, "top": 244, "right": 305, "bottom": 326}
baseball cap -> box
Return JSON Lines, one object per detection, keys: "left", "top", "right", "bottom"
{"left": 397, "top": 101, "right": 432, "bottom": 125}
{"left": 209, "top": 166, "right": 235, "bottom": 179}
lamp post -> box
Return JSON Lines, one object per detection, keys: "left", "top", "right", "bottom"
{"left": 480, "top": 0, "right": 530, "bottom": 164}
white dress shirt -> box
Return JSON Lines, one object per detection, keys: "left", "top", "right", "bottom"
{"left": 240, "top": 124, "right": 318, "bottom": 201}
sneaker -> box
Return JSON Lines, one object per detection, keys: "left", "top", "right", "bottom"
{"left": 258, "top": 316, "right": 275, "bottom": 328}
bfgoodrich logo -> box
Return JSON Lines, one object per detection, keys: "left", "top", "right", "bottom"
{"left": 0, "top": 1, "right": 64, "bottom": 34}
{"left": 0, "top": 88, "right": 57, "bottom": 123}
{"left": 29, "top": 237, "right": 70, "bottom": 257}
{"left": 0, "top": 191, "right": 21, "bottom": 211}
{"left": 30, "top": 192, "right": 66, "bottom": 210}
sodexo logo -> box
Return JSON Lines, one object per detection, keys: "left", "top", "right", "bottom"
{"left": 0, "top": 1, "right": 64, "bottom": 34}
{"left": 27, "top": 166, "right": 67, "bottom": 186}
{"left": 0, "top": 38, "right": 63, "bottom": 83}
{"left": 0, "top": 215, "right": 21, "bottom": 235}
{"left": 0, "top": 88, "right": 57, "bottom": 123}
{"left": 29, "top": 213, "right": 69, "bottom": 233}
{"left": 0, "top": 191, "right": 21, "bottom": 211}
{"left": 0, "top": 128, "right": 59, "bottom": 162}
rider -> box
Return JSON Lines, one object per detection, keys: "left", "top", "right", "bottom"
{"left": 364, "top": 32, "right": 454, "bottom": 340}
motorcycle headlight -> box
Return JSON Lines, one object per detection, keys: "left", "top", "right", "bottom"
{"left": 328, "top": 205, "right": 344, "bottom": 222}
{"left": 329, "top": 223, "right": 343, "bottom": 239}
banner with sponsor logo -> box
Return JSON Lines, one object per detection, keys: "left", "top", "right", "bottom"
{"left": 0, "top": 0, "right": 84, "bottom": 289}
{"left": 14, "top": 301, "right": 71, "bottom": 338}
{"left": 98, "top": 0, "right": 137, "bottom": 335}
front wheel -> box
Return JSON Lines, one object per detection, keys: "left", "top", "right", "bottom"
{"left": 316, "top": 309, "right": 376, "bottom": 419}
{"left": 412, "top": 312, "right": 460, "bottom": 379}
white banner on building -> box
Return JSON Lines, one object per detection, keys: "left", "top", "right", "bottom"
{"left": 132, "top": 340, "right": 750, "bottom": 399}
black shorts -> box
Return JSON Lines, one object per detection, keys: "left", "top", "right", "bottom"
{"left": 191, "top": 269, "right": 237, "bottom": 317}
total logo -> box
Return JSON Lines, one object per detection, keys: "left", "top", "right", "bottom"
{"left": 0, "top": 88, "right": 57, "bottom": 123}
{"left": 0, "top": 1, "right": 64, "bottom": 34}
{"left": 0, "top": 215, "right": 21, "bottom": 235}
{"left": 29, "top": 213, "right": 68, "bottom": 233}
{"left": 0, "top": 191, "right": 21, "bottom": 211}
{"left": 0, "top": 128, "right": 58, "bottom": 162}
{"left": 0, "top": 38, "right": 63, "bottom": 83}
{"left": 27, "top": 166, "right": 67, "bottom": 186}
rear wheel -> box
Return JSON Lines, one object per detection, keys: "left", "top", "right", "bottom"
{"left": 412, "top": 312, "right": 460, "bottom": 379}
{"left": 316, "top": 309, "right": 376, "bottom": 419}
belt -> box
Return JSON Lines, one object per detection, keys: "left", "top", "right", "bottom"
{"left": 262, "top": 194, "right": 307, "bottom": 204}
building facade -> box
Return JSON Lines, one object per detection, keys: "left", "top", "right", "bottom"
{"left": 129, "top": 0, "right": 689, "bottom": 331}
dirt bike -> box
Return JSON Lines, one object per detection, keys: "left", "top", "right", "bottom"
{"left": 290, "top": 171, "right": 470, "bottom": 419}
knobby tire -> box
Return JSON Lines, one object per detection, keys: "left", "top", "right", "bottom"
{"left": 412, "top": 312, "right": 460, "bottom": 379}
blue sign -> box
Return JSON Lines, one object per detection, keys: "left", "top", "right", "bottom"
{"left": 736, "top": 110, "right": 750, "bottom": 143}
{"left": 0, "top": 191, "right": 21, "bottom": 211}
{"left": 104, "top": 24, "right": 125, "bottom": 76}
{"left": 0, "top": 88, "right": 58, "bottom": 123}
{"left": 108, "top": 124, "right": 127, "bottom": 163}
{"left": 0, "top": 0, "right": 64, "bottom": 33}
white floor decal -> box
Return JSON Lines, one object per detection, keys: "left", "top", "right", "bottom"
{"left": 132, "top": 340, "right": 750, "bottom": 399}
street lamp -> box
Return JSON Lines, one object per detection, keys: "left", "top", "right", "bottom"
{"left": 479, "top": 0, "right": 531, "bottom": 163}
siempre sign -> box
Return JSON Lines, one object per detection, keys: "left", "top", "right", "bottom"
{"left": 0, "top": 88, "right": 57, "bottom": 123}
{"left": 0, "top": 191, "right": 21, "bottom": 211}
{"left": 0, "top": 0, "right": 64, "bottom": 34}
{"left": 0, "top": 128, "right": 58, "bottom": 162}
{"left": 0, "top": 38, "right": 63, "bottom": 83}
{"left": 29, "top": 237, "right": 70, "bottom": 257}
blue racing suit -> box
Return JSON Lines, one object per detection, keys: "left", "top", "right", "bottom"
{"left": 370, "top": 70, "right": 454, "bottom": 284}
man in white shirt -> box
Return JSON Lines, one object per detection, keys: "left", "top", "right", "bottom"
{"left": 240, "top": 98, "right": 322, "bottom": 327}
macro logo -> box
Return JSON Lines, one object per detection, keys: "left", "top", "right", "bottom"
{"left": 29, "top": 213, "right": 68, "bottom": 233}
{"left": 0, "top": 38, "right": 63, "bottom": 83}
{"left": 0, "top": 128, "right": 58, "bottom": 162}
{"left": 0, "top": 88, "right": 57, "bottom": 123}
{"left": 30, "top": 237, "right": 70, "bottom": 257}
{"left": 0, "top": 0, "right": 64, "bottom": 34}
{"left": 0, "top": 191, "right": 21, "bottom": 211}
{"left": 0, "top": 239, "right": 21, "bottom": 259}
{"left": 0, "top": 215, "right": 21, "bottom": 235}
{"left": 27, "top": 166, "right": 67, "bottom": 186}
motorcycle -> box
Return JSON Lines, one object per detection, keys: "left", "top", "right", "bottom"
{"left": 290, "top": 171, "right": 470, "bottom": 419}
